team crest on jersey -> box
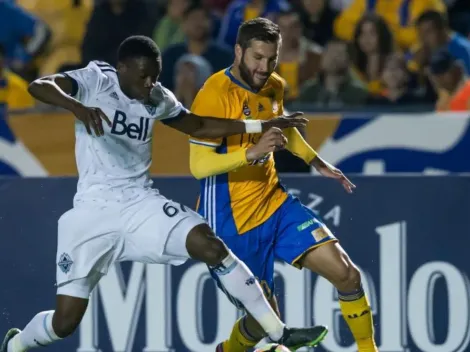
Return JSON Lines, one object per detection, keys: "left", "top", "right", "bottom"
{"left": 58, "top": 253, "right": 73, "bottom": 274}
{"left": 243, "top": 101, "right": 251, "bottom": 116}
{"left": 272, "top": 100, "right": 279, "bottom": 113}
{"left": 258, "top": 103, "right": 264, "bottom": 112}
{"left": 144, "top": 104, "right": 156, "bottom": 115}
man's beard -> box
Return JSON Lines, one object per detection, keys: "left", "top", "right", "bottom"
{"left": 239, "top": 54, "right": 269, "bottom": 91}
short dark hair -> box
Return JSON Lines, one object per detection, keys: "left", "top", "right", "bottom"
{"left": 415, "top": 10, "right": 448, "bottom": 30}
{"left": 236, "top": 17, "right": 281, "bottom": 50}
{"left": 117, "top": 36, "right": 161, "bottom": 62}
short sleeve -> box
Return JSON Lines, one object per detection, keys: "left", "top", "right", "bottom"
{"left": 152, "top": 84, "right": 189, "bottom": 122}
{"left": 189, "top": 85, "right": 228, "bottom": 147}
{"left": 191, "top": 85, "right": 227, "bottom": 118}
{"left": 62, "top": 62, "right": 102, "bottom": 105}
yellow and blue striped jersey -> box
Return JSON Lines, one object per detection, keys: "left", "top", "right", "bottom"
{"left": 190, "top": 68, "right": 288, "bottom": 234}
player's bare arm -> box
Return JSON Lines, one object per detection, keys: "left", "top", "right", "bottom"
{"left": 311, "top": 155, "right": 356, "bottom": 193}
{"left": 164, "top": 110, "right": 308, "bottom": 139}
{"left": 28, "top": 75, "right": 111, "bottom": 136}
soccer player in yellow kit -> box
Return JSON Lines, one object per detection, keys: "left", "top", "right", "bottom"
{"left": 189, "top": 18, "right": 378, "bottom": 352}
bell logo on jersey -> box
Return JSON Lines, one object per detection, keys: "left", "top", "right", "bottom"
{"left": 111, "top": 110, "right": 150, "bottom": 141}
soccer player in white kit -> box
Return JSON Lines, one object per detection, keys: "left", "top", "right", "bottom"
{"left": 1, "top": 36, "right": 328, "bottom": 352}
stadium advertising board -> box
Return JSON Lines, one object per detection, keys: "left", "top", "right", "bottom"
{"left": 0, "top": 177, "right": 468, "bottom": 352}
{"left": 2, "top": 112, "right": 470, "bottom": 176}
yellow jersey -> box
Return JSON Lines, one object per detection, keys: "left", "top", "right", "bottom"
{"left": 190, "top": 68, "right": 288, "bottom": 235}
{"left": 334, "top": 0, "right": 446, "bottom": 50}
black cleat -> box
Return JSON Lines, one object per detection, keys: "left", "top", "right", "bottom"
{"left": 1, "top": 328, "right": 21, "bottom": 352}
{"left": 277, "top": 325, "right": 328, "bottom": 351}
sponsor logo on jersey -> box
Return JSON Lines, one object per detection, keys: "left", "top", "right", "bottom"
{"left": 110, "top": 110, "right": 151, "bottom": 141}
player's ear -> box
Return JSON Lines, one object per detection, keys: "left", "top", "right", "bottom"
{"left": 234, "top": 44, "right": 243, "bottom": 63}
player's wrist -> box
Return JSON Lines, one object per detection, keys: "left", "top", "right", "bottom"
{"left": 66, "top": 98, "right": 84, "bottom": 114}
{"left": 244, "top": 120, "right": 262, "bottom": 134}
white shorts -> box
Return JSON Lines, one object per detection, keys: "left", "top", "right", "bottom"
{"left": 56, "top": 192, "right": 205, "bottom": 298}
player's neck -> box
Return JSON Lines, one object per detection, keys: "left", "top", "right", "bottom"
{"left": 231, "top": 66, "right": 256, "bottom": 92}
{"left": 230, "top": 65, "right": 257, "bottom": 92}
{"left": 118, "top": 79, "right": 137, "bottom": 101}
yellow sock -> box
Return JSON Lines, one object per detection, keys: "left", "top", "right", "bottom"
{"left": 339, "top": 289, "right": 378, "bottom": 352}
{"left": 221, "top": 317, "right": 259, "bottom": 352}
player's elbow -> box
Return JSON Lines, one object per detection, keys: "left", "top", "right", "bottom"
{"left": 189, "top": 157, "right": 208, "bottom": 180}
{"left": 27, "top": 79, "right": 43, "bottom": 98}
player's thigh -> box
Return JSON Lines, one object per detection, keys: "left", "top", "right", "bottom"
{"left": 57, "top": 206, "right": 119, "bottom": 288}
{"left": 119, "top": 194, "right": 206, "bottom": 265}
{"left": 209, "top": 225, "right": 276, "bottom": 308}
{"left": 273, "top": 196, "right": 337, "bottom": 269}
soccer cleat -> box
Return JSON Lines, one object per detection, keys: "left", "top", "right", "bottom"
{"left": 1, "top": 328, "right": 21, "bottom": 352}
{"left": 276, "top": 325, "right": 328, "bottom": 351}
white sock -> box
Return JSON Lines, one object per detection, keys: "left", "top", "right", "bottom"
{"left": 211, "top": 251, "right": 285, "bottom": 341}
{"left": 8, "top": 311, "right": 61, "bottom": 352}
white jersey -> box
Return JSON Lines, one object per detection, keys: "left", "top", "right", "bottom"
{"left": 63, "top": 61, "right": 187, "bottom": 206}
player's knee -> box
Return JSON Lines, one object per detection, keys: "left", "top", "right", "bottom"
{"left": 186, "top": 224, "right": 229, "bottom": 265}
{"left": 201, "top": 236, "right": 229, "bottom": 266}
{"left": 334, "top": 262, "right": 362, "bottom": 292}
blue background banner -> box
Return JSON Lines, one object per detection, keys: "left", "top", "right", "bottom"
{"left": 0, "top": 176, "right": 469, "bottom": 352}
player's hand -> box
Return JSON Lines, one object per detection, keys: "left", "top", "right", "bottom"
{"left": 71, "top": 102, "right": 112, "bottom": 136}
{"left": 246, "top": 127, "right": 287, "bottom": 162}
{"left": 311, "top": 156, "right": 356, "bottom": 193}
{"left": 262, "top": 112, "right": 308, "bottom": 131}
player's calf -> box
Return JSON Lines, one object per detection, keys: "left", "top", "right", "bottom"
{"left": 300, "top": 243, "right": 377, "bottom": 352}
{"left": 2, "top": 295, "right": 89, "bottom": 352}
{"left": 185, "top": 224, "right": 287, "bottom": 341}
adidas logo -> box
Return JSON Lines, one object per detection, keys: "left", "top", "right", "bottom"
{"left": 110, "top": 92, "right": 119, "bottom": 100}
{"left": 258, "top": 103, "right": 264, "bottom": 112}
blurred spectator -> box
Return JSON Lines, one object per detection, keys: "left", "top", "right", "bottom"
{"left": 202, "top": 0, "right": 232, "bottom": 15}
{"left": 330, "top": 0, "right": 354, "bottom": 11}
{"left": 297, "top": 0, "right": 338, "bottom": 47}
{"left": 218, "top": 0, "right": 290, "bottom": 47}
{"left": 153, "top": 0, "right": 191, "bottom": 52}
{"left": 0, "top": 45, "right": 35, "bottom": 111}
{"left": 368, "top": 53, "right": 426, "bottom": 106}
{"left": 334, "top": 0, "right": 446, "bottom": 50}
{"left": 276, "top": 10, "right": 322, "bottom": 101}
{"left": 447, "top": 0, "right": 470, "bottom": 37}
{"left": 297, "top": 39, "right": 368, "bottom": 107}
{"left": 82, "top": 0, "right": 155, "bottom": 67}
{"left": 414, "top": 10, "right": 470, "bottom": 74}
{"left": 351, "top": 14, "right": 394, "bottom": 96}
{"left": 174, "top": 54, "right": 212, "bottom": 107}
{"left": 17, "top": 0, "right": 94, "bottom": 76}
{"left": 430, "top": 49, "right": 470, "bottom": 111}
{"left": 160, "top": 3, "right": 232, "bottom": 91}
{"left": 0, "top": 1, "right": 51, "bottom": 78}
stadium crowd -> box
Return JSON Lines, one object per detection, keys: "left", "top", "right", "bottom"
{"left": 1, "top": 0, "right": 470, "bottom": 112}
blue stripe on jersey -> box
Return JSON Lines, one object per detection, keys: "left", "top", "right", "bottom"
{"left": 198, "top": 138, "right": 238, "bottom": 235}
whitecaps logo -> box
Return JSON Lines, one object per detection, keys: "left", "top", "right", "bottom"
{"left": 317, "top": 113, "right": 470, "bottom": 175}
